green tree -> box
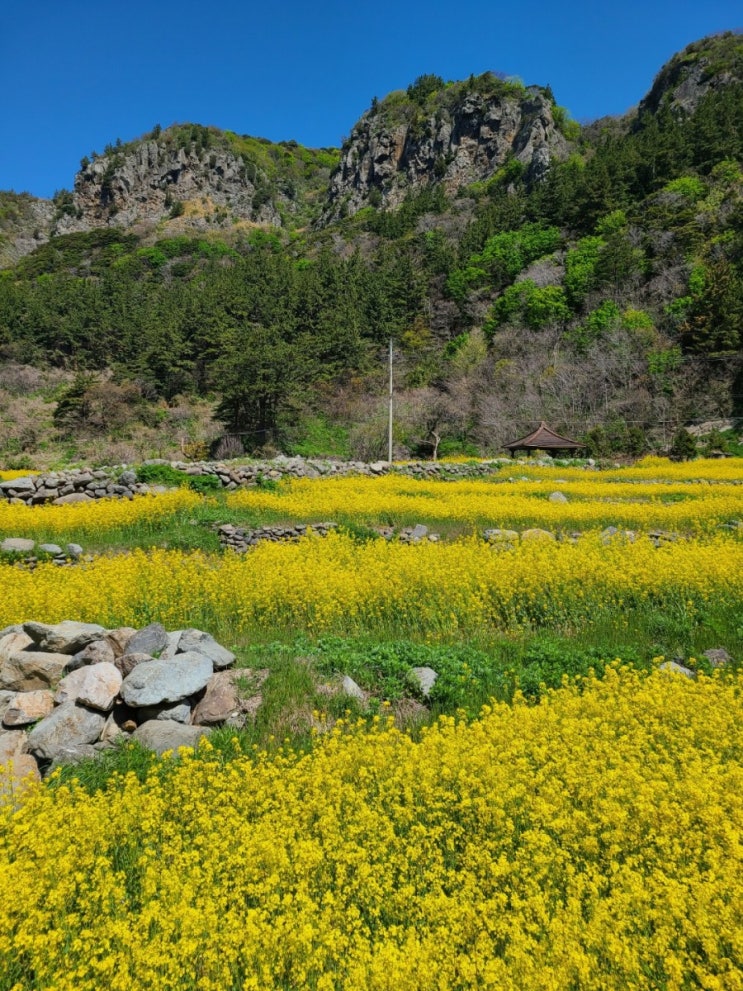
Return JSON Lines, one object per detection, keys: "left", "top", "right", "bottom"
{"left": 214, "top": 324, "right": 305, "bottom": 448}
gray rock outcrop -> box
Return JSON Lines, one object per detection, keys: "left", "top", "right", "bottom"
{"left": 322, "top": 85, "right": 569, "bottom": 222}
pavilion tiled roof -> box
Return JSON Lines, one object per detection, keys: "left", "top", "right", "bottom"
{"left": 504, "top": 421, "right": 583, "bottom": 451}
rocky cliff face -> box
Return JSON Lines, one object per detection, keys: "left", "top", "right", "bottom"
{"left": 321, "top": 83, "right": 570, "bottom": 222}
{"left": 639, "top": 31, "right": 742, "bottom": 117}
{"left": 56, "top": 137, "right": 284, "bottom": 235}
{"left": 0, "top": 193, "right": 55, "bottom": 268}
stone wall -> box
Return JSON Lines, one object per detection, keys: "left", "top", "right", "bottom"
{"left": 0, "top": 457, "right": 525, "bottom": 505}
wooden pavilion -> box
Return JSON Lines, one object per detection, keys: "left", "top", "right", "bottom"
{"left": 504, "top": 421, "right": 583, "bottom": 457}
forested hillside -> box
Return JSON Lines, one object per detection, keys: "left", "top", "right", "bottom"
{"left": 0, "top": 32, "right": 741, "bottom": 466}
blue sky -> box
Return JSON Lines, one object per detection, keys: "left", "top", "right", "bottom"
{"left": 1, "top": 0, "right": 740, "bottom": 198}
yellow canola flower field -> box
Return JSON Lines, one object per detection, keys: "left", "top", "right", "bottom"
{"left": 1, "top": 667, "right": 742, "bottom": 991}
{"left": 226, "top": 472, "right": 743, "bottom": 533}
{"left": 0, "top": 532, "right": 740, "bottom": 636}
{"left": 0, "top": 489, "right": 201, "bottom": 540}
{"left": 514, "top": 455, "right": 743, "bottom": 483}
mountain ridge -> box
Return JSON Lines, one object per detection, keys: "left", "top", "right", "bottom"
{"left": 4, "top": 32, "right": 739, "bottom": 264}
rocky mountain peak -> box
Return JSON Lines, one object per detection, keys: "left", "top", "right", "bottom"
{"left": 321, "top": 74, "right": 572, "bottom": 223}
{"left": 639, "top": 31, "right": 742, "bottom": 117}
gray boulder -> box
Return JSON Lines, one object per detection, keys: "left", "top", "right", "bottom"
{"left": 71, "top": 638, "right": 116, "bottom": 669}
{"left": 549, "top": 491, "right": 568, "bottom": 503}
{"left": 52, "top": 493, "right": 92, "bottom": 505}
{"left": 23, "top": 620, "right": 106, "bottom": 654}
{"left": 27, "top": 702, "right": 107, "bottom": 761}
{"left": 115, "top": 652, "right": 152, "bottom": 678}
{"left": 133, "top": 720, "right": 210, "bottom": 755}
{"left": 176, "top": 629, "right": 235, "bottom": 670}
{"left": 703, "top": 648, "right": 732, "bottom": 668}
{"left": 1, "top": 538, "right": 35, "bottom": 553}
{"left": 38, "top": 544, "right": 63, "bottom": 555}
{"left": 659, "top": 660, "right": 695, "bottom": 678}
{"left": 0, "top": 477, "right": 35, "bottom": 492}
{"left": 120, "top": 651, "right": 213, "bottom": 707}
{"left": 341, "top": 675, "right": 366, "bottom": 701}
{"left": 409, "top": 666, "right": 438, "bottom": 698}
{"left": 49, "top": 745, "right": 99, "bottom": 768}
{"left": 124, "top": 623, "right": 168, "bottom": 658}
{"left": 138, "top": 702, "right": 192, "bottom": 724}
{"left": 159, "top": 630, "right": 184, "bottom": 660}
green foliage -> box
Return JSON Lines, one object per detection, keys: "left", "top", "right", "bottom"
{"left": 135, "top": 463, "right": 220, "bottom": 492}
{"left": 563, "top": 235, "right": 604, "bottom": 308}
{"left": 670, "top": 428, "right": 698, "bottom": 460}
{"left": 47, "top": 738, "right": 162, "bottom": 794}
{"left": 446, "top": 223, "right": 561, "bottom": 300}
{"left": 551, "top": 105, "right": 581, "bottom": 142}
{"left": 285, "top": 415, "right": 350, "bottom": 458}
{"left": 406, "top": 74, "right": 445, "bottom": 104}
{"left": 662, "top": 175, "right": 706, "bottom": 200}
{"left": 485, "top": 280, "right": 570, "bottom": 334}
{"left": 582, "top": 420, "right": 647, "bottom": 457}
{"left": 622, "top": 308, "right": 654, "bottom": 333}
{"left": 668, "top": 257, "right": 743, "bottom": 355}
{"left": 567, "top": 299, "right": 621, "bottom": 351}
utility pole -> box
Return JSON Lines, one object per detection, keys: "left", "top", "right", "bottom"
{"left": 388, "top": 338, "right": 393, "bottom": 465}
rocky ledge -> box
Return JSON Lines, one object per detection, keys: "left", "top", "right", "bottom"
{"left": 0, "top": 620, "right": 265, "bottom": 794}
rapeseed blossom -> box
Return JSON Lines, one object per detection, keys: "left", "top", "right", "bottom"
{"left": 1, "top": 667, "right": 741, "bottom": 990}
{"left": 0, "top": 488, "right": 201, "bottom": 540}
{"left": 0, "top": 532, "right": 739, "bottom": 636}
{"left": 226, "top": 471, "right": 743, "bottom": 532}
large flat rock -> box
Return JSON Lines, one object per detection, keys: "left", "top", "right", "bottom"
{"left": 120, "top": 652, "right": 213, "bottom": 707}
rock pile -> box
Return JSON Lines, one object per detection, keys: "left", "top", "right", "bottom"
{"left": 0, "top": 620, "right": 265, "bottom": 789}
{"left": 0, "top": 538, "right": 85, "bottom": 568}
{"left": 0, "top": 469, "right": 151, "bottom": 506}
{"left": 374, "top": 524, "right": 440, "bottom": 544}
{"left": 217, "top": 522, "right": 337, "bottom": 551}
